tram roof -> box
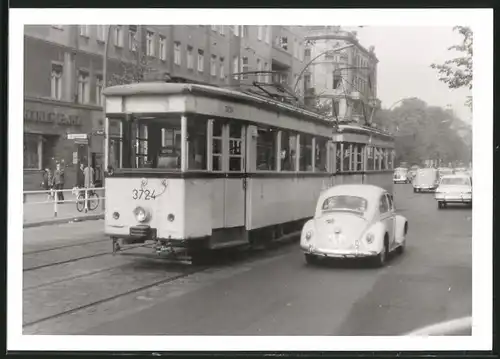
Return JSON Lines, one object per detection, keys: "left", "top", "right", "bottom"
{"left": 104, "top": 82, "right": 393, "bottom": 140}
{"left": 104, "top": 82, "right": 328, "bottom": 122}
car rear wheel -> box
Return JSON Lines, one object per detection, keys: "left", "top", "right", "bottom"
{"left": 305, "top": 254, "right": 318, "bottom": 265}
{"left": 396, "top": 223, "right": 408, "bottom": 255}
{"left": 374, "top": 237, "right": 388, "bottom": 267}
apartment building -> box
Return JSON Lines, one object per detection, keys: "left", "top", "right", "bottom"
{"left": 302, "top": 26, "right": 380, "bottom": 123}
{"left": 23, "top": 25, "right": 306, "bottom": 189}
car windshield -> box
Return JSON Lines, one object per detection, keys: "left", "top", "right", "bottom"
{"left": 440, "top": 177, "right": 470, "bottom": 186}
{"left": 322, "top": 195, "right": 368, "bottom": 213}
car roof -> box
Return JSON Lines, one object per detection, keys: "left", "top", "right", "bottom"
{"left": 440, "top": 174, "right": 471, "bottom": 180}
{"left": 321, "top": 184, "right": 386, "bottom": 202}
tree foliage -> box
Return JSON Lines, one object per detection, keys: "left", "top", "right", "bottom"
{"left": 372, "top": 98, "right": 471, "bottom": 166}
{"left": 107, "top": 51, "right": 155, "bottom": 87}
{"left": 430, "top": 26, "right": 473, "bottom": 109}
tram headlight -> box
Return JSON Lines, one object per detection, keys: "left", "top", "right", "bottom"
{"left": 133, "top": 206, "right": 149, "bottom": 223}
{"left": 112, "top": 211, "right": 120, "bottom": 220}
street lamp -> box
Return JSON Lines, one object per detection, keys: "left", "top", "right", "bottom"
{"left": 293, "top": 43, "right": 354, "bottom": 94}
{"left": 103, "top": 25, "right": 113, "bottom": 171}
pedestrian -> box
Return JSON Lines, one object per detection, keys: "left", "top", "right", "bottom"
{"left": 41, "top": 167, "right": 53, "bottom": 200}
{"left": 76, "top": 163, "right": 85, "bottom": 188}
{"left": 53, "top": 163, "right": 65, "bottom": 203}
{"left": 84, "top": 163, "right": 95, "bottom": 189}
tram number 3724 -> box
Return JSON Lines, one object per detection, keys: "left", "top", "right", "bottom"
{"left": 132, "top": 189, "right": 157, "bottom": 200}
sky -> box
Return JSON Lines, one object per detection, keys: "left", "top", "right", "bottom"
{"left": 344, "top": 26, "right": 472, "bottom": 123}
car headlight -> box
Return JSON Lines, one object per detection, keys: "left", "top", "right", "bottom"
{"left": 133, "top": 206, "right": 149, "bottom": 223}
{"left": 305, "top": 230, "right": 313, "bottom": 241}
{"left": 366, "top": 233, "right": 374, "bottom": 244}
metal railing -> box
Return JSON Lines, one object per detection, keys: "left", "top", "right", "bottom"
{"left": 23, "top": 187, "right": 106, "bottom": 221}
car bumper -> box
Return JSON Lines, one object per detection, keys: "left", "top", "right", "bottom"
{"left": 301, "top": 245, "right": 379, "bottom": 258}
{"left": 394, "top": 179, "right": 408, "bottom": 183}
{"left": 435, "top": 194, "right": 472, "bottom": 203}
{"left": 414, "top": 186, "right": 437, "bottom": 191}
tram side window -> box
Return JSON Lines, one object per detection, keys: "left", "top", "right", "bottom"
{"left": 336, "top": 144, "right": 342, "bottom": 172}
{"left": 315, "top": 138, "right": 328, "bottom": 172}
{"left": 299, "top": 134, "right": 313, "bottom": 171}
{"left": 228, "top": 121, "right": 244, "bottom": 172}
{"left": 356, "top": 144, "right": 364, "bottom": 171}
{"left": 343, "top": 143, "right": 351, "bottom": 171}
{"left": 212, "top": 119, "right": 223, "bottom": 171}
{"left": 108, "top": 118, "right": 122, "bottom": 169}
{"left": 281, "top": 131, "right": 297, "bottom": 171}
{"left": 366, "top": 146, "right": 374, "bottom": 170}
{"left": 256, "top": 127, "right": 277, "bottom": 171}
{"left": 381, "top": 148, "right": 387, "bottom": 170}
{"left": 133, "top": 123, "right": 149, "bottom": 168}
{"left": 187, "top": 118, "right": 207, "bottom": 170}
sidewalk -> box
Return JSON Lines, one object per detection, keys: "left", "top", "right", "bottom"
{"left": 23, "top": 191, "right": 105, "bottom": 228}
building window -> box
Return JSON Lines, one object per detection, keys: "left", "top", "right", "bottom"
{"left": 233, "top": 56, "right": 239, "bottom": 79}
{"left": 159, "top": 35, "right": 167, "bottom": 61}
{"left": 265, "top": 26, "right": 271, "bottom": 44}
{"left": 187, "top": 46, "right": 194, "bottom": 69}
{"left": 97, "top": 25, "right": 106, "bottom": 42}
{"left": 293, "top": 39, "right": 298, "bottom": 58}
{"left": 220, "top": 57, "right": 225, "bottom": 80}
{"left": 256, "top": 127, "right": 277, "bottom": 171}
{"left": 241, "top": 56, "right": 249, "bottom": 79}
{"left": 79, "top": 25, "right": 89, "bottom": 37}
{"left": 50, "top": 63, "right": 63, "bottom": 100}
{"left": 197, "top": 49, "right": 204, "bottom": 72}
{"left": 242, "top": 25, "right": 249, "bottom": 38}
{"left": 257, "top": 26, "right": 263, "bottom": 41}
{"left": 264, "top": 62, "right": 269, "bottom": 83}
{"left": 257, "top": 59, "right": 262, "bottom": 82}
{"left": 96, "top": 74, "right": 103, "bottom": 105}
{"left": 146, "top": 31, "right": 155, "bottom": 57}
{"left": 174, "top": 42, "right": 181, "bottom": 65}
{"left": 129, "top": 26, "right": 137, "bottom": 51}
{"left": 77, "top": 70, "right": 89, "bottom": 104}
{"left": 233, "top": 25, "right": 240, "bottom": 37}
{"left": 305, "top": 48, "right": 311, "bottom": 58}
{"left": 299, "top": 43, "right": 304, "bottom": 61}
{"left": 114, "top": 26, "right": 123, "bottom": 47}
{"left": 219, "top": 25, "right": 225, "bottom": 35}
{"left": 210, "top": 55, "right": 217, "bottom": 77}
{"left": 278, "top": 36, "right": 288, "bottom": 51}
{"left": 24, "top": 134, "right": 41, "bottom": 170}
{"left": 333, "top": 73, "right": 342, "bottom": 89}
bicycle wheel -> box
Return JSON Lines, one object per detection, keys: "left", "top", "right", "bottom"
{"left": 76, "top": 194, "right": 85, "bottom": 212}
{"left": 88, "top": 192, "right": 100, "bottom": 211}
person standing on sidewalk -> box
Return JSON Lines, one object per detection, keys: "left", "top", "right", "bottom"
{"left": 76, "top": 163, "right": 85, "bottom": 188}
{"left": 53, "top": 163, "right": 65, "bottom": 203}
{"left": 42, "top": 167, "right": 54, "bottom": 200}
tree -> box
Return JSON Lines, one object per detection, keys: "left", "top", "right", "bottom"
{"left": 430, "top": 26, "right": 473, "bottom": 108}
{"left": 373, "top": 98, "right": 471, "bottom": 166}
{"left": 107, "top": 50, "right": 156, "bottom": 87}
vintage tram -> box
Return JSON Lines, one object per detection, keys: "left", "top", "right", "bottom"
{"left": 103, "top": 82, "right": 394, "bottom": 263}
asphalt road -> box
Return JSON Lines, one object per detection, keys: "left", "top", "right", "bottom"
{"left": 23, "top": 184, "right": 472, "bottom": 335}
{"left": 79, "top": 184, "right": 471, "bottom": 336}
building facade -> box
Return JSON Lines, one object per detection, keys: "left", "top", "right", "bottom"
{"left": 23, "top": 25, "right": 306, "bottom": 190}
{"left": 302, "top": 26, "right": 380, "bottom": 123}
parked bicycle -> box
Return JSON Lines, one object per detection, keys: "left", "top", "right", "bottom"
{"left": 74, "top": 185, "right": 100, "bottom": 212}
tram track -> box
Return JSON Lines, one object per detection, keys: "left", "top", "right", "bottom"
{"left": 23, "top": 231, "right": 302, "bottom": 332}
{"left": 23, "top": 238, "right": 109, "bottom": 255}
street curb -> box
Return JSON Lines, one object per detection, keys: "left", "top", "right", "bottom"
{"left": 23, "top": 214, "right": 104, "bottom": 229}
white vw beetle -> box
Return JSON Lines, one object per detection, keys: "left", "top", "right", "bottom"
{"left": 300, "top": 184, "right": 408, "bottom": 267}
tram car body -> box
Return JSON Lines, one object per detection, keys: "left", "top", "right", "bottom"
{"left": 102, "top": 82, "right": 394, "bottom": 262}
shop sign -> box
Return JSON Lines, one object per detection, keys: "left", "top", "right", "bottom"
{"left": 24, "top": 109, "right": 82, "bottom": 126}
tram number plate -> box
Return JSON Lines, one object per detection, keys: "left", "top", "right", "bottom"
{"left": 132, "top": 189, "right": 156, "bottom": 200}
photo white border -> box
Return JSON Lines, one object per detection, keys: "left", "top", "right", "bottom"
{"left": 9, "top": 8, "right": 492, "bottom": 352}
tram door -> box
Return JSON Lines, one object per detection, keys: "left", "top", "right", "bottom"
{"left": 222, "top": 122, "right": 246, "bottom": 228}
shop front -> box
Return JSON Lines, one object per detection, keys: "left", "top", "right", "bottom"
{"left": 23, "top": 98, "right": 104, "bottom": 191}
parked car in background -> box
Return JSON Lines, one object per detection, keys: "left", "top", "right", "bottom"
{"left": 413, "top": 168, "right": 440, "bottom": 193}
{"left": 300, "top": 184, "right": 408, "bottom": 267}
{"left": 393, "top": 167, "right": 410, "bottom": 184}
{"left": 435, "top": 174, "right": 472, "bottom": 209}
{"left": 438, "top": 167, "right": 454, "bottom": 179}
